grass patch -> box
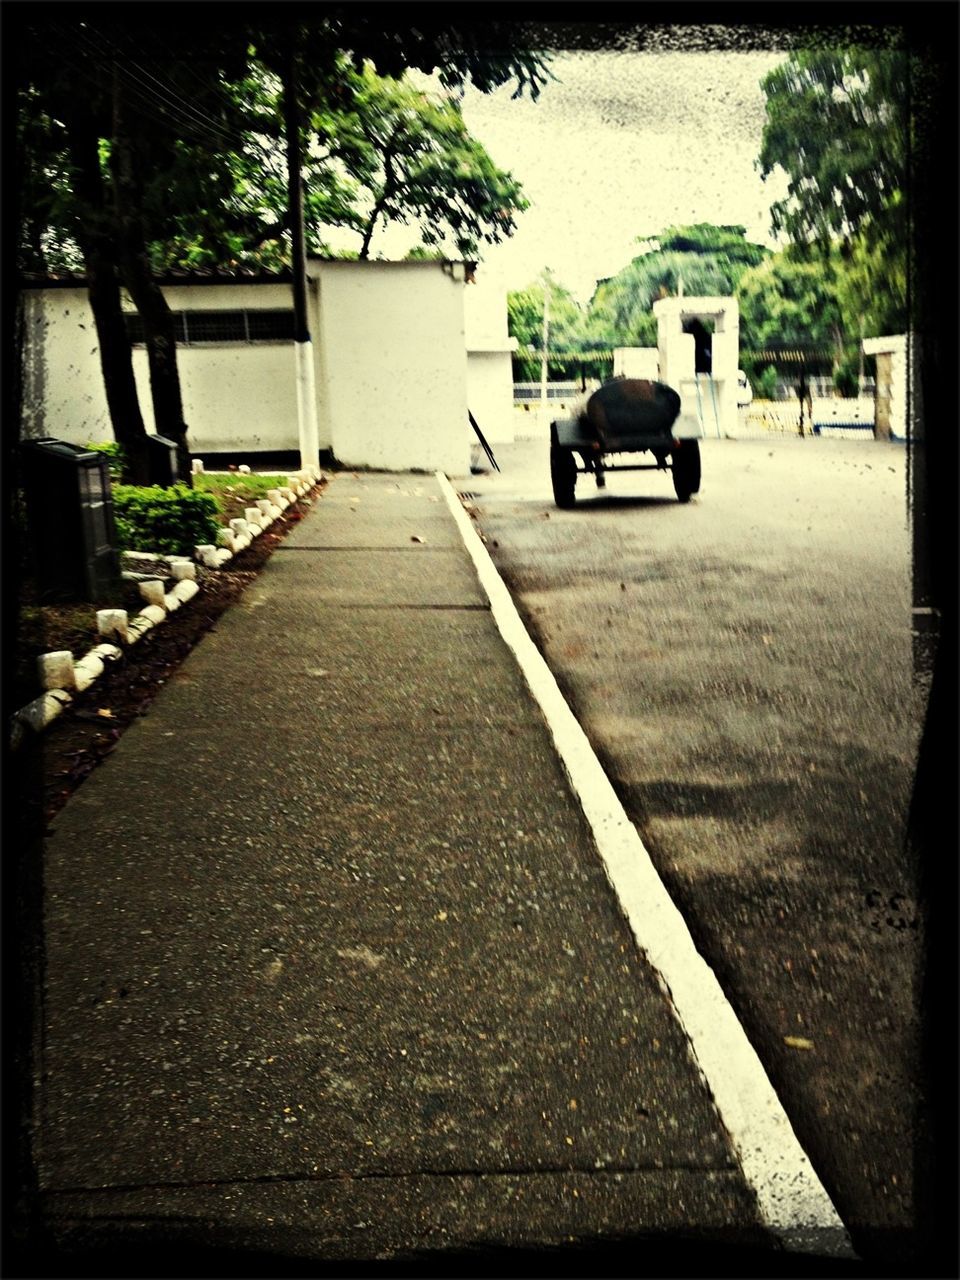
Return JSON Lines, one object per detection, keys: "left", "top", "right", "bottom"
{"left": 193, "top": 474, "right": 290, "bottom": 523}
{"left": 194, "top": 473, "right": 289, "bottom": 500}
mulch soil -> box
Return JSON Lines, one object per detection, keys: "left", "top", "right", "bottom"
{"left": 9, "top": 482, "right": 326, "bottom": 839}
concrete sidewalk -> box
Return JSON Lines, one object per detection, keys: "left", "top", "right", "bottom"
{"left": 32, "top": 471, "right": 780, "bottom": 1272}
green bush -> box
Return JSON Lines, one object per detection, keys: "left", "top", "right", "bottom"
{"left": 84, "top": 440, "right": 127, "bottom": 479}
{"left": 754, "top": 365, "right": 779, "bottom": 400}
{"left": 113, "top": 483, "right": 222, "bottom": 556}
{"left": 833, "top": 358, "right": 859, "bottom": 398}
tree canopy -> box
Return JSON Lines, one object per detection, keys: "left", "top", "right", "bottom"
{"left": 508, "top": 273, "right": 587, "bottom": 380}
{"left": 507, "top": 225, "right": 772, "bottom": 380}
{"left": 587, "top": 224, "right": 770, "bottom": 350}
{"left": 758, "top": 49, "right": 908, "bottom": 254}
{"left": 14, "top": 10, "right": 551, "bottom": 473}
{"left": 758, "top": 47, "right": 908, "bottom": 341}
{"left": 309, "top": 63, "right": 528, "bottom": 261}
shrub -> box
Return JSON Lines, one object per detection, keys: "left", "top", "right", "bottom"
{"left": 84, "top": 440, "right": 127, "bottom": 479}
{"left": 754, "top": 365, "right": 779, "bottom": 400}
{"left": 833, "top": 358, "right": 859, "bottom": 398}
{"left": 113, "top": 483, "right": 222, "bottom": 556}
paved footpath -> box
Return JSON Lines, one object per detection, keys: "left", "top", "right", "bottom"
{"left": 30, "top": 471, "right": 850, "bottom": 1273}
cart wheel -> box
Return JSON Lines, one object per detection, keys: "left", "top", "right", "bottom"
{"left": 672, "top": 440, "right": 701, "bottom": 503}
{"left": 550, "top": 445, "right": 577, "bottom": 507}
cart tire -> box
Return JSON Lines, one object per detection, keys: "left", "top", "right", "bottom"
{"left": 550, "top": 445, "right": 577, "bottom": 507}
{"left": 672, "top": 440, "right": 701, "bottom": 503}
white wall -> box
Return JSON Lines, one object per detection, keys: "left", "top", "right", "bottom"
{"left": 152, "top": 345, "right": 300, "bottom": 453}
{"left": 21, "top": 288, "right": 112, "bottom": 444}
{"left": 863, "top": 333, "right": 911, "bottom": 441}
{"left": 130, "top": 283, "right": 302, "bottom": 452}
{"left": 21, "top": 264, "right": 474, "bottom": 472}
{"left": 612, "top": 347, "right": 659, "bottom": 380}
{"left": 463, "top": 277, "right": 517, "bottom": 444}
{"left": 315, "top": 260, "right": 470, "bottom": 473}
{"left": 653, "top": 296, "right": 740, "bottom": 439}
{"left": 20, "top": 283, "right": 303, "bottom": 452}
{"left": 467, "top": 350, "right": 515, "bottom": 445}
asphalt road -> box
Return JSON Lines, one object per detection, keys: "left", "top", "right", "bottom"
{"left": 463, "top": 434, "right": 927, "bottom": 1269}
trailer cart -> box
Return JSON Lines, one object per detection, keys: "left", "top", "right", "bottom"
{"left": 549, "top": 377, "right": 701, "bottom": 507}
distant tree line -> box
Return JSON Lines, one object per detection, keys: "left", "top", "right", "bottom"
{"left": 509, "top": 46, "right": 908, "bottom": 398}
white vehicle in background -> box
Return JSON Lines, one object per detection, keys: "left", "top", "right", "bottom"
{"left": 737, "top": 370, "right": 753, "bottom": 407}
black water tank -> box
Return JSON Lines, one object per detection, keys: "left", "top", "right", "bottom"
{"left": 146, "top": 433, "right": 179, "bottom": 487}
{"left": 20, "top": 439, "right": 121, "bottom": 602}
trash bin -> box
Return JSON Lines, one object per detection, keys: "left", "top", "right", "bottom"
{"left": 20, "top": 438, "right": 121, "bottom": 602}
{"left": 146, "top": 433, "right": 179, "bottom": 487}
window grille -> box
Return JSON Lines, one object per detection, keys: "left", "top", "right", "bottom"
{"left": 124, "top": 309, "right": 294, "bottom": 346}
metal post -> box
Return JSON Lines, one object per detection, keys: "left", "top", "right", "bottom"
{"left": 539, "top": 272, "right": 551, "bottom": 416}
{"left": 282, "top": 47, "right": 320, "bottom": 470}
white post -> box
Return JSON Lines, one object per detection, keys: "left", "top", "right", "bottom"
{"left": 539, "top": 275, "right": 551, "bottom": 415}
{"left": 295, "top": 339, "right": 320, "bottom": 469}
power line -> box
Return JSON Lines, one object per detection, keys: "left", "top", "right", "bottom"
{"left": 32, "top": 41, "right": 286, "bottom": 246}
{"left": 64, "top": 22, "right": 245, "bottom": 151}
{"left": 50, "top": 19, "right": 283, "bottom": 171}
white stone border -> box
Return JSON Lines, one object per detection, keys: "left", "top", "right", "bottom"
{"left": 437, "top": 470, "right": 856, "bottom": 1260}
{"left": 10, "top": 466, "right": 323, "bottom": 750}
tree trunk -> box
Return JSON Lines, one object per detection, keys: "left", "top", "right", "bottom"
{"left": 118, "top": 247, "right": 191, "bottom": 481}
{"left": 111, "top": 70, "right": 192, "bottom": 483}
{"left": 85, "top": 250, "right": 151, "bottom": 485}
{"left": 65, "top": 107, "right": 150, "bottom": 484}
{"left": 358, "top": 209, "right": 379, "bottom": 260}
{"left": 359, "top": 139, "right": 399, "bottom": 260}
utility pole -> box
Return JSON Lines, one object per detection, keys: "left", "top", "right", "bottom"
{"left": 282, "top": 45, "right": 320, "bottom": 471}
{"left": 539, "top": 270, "right": 551, "bottom": 416}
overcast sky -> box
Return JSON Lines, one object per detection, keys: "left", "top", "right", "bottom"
{"left": 361, "top": 48, "right": 791, "bottom": 304}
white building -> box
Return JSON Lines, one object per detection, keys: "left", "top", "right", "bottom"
{"left": 652, "top": 296, "right": 740, "bottom": 440}
{"left": 20, "top": 259, "right": 514, "bottom": 474}
{"left": 612, "top": 347, "right": 659, "bottom": 380}
{"left": 862, "top": 334, "right": 912, "bottom": 441}
{"left": 464, "top": 277, "right": 518, "bottom": 445}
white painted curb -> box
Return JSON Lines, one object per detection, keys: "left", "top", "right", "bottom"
{"left": 436, "top": 470, "right": 856, "bottom": 1260}
{"left": 12, "top": 471, "right": 324, "bottom": 749}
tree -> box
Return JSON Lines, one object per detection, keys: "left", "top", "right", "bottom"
{"left": 736, "top": 251, "right": 844, "bottom": 352}
{"left": 508, "top": 276, "right": 586, "bottom": 381}
{"left": 643, "top": 223, "right": 769, "bottom": 280}
{"left": 16, "top": 67, "right": 153, "bottom": 482}
{"left": 15, "top": 11, "right": 551, "bottom": 474}
{"left": 735, "top": 249, "right": 846, "bottom": 388}
{"left": 584, "top": 224, "right": 769, "bottom": 353}
{"left": 758, "top": 48, "right": 908, "bottom": 332}
{"left": 231, "top": 58, "right": 532, "bottom": 264}
{"left": 830, "top": 227, "right": 907, "bottom": 346}
{"left": 15, "top": 18, "right": 257, "bottom": 480}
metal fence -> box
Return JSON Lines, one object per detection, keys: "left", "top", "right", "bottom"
{"left": 513, "top": 382, "right": 585, "bottom": 404}
{"left": 735, "top": 398, "right": 877, "bottom": 440}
